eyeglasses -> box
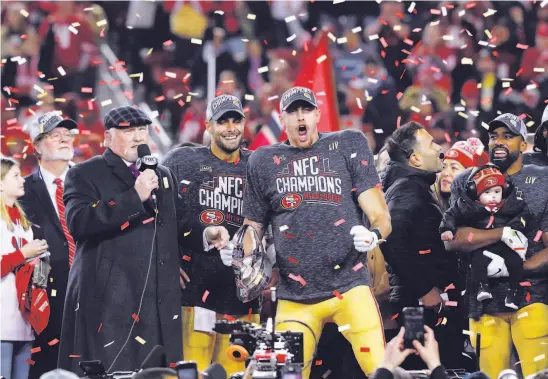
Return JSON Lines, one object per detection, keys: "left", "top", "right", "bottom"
{"left": 45, "top": 131, "right": 76, "bottom": 142}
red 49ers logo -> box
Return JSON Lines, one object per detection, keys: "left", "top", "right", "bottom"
{"left": 484, "top": 177, "right": 498, "bottom": 186}
{"left": 281, "top": 193, "right": 302, "bottom": 209}
{"left": 200, "top": 209, "right": 225, "bottom": 225}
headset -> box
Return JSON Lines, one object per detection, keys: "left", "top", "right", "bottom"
{"left": 465, "top": 164, "right": 514, "bottom": 200}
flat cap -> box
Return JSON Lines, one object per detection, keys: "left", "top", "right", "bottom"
{"left": 104, "top": 105, "right": 152, "bottom": 130}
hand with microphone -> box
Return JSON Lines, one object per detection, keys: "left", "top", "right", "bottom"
{"left": 135, "top": 144, "right": 159, "bottom": 207}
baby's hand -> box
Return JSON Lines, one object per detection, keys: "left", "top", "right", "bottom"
{"left": 441, "top": 231, "right": 454, "bottom": 241}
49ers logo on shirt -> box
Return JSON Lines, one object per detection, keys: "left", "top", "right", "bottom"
{"left": 200, "top": 209, "right": 225, "bottom": 225}
{"left": 281, "top": 193, "right": 302, "bottom": 209}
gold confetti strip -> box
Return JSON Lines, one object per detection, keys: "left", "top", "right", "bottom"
{"left": 483, "top": 9, "right": 497, "bottom": 17}
{"left": 20, "top": 9, "right": 29, "bottom": 17}
{"left": 135, "top": 336, "right": 146, "bottom": 344}
{"left": 97, "top": 19, "right": 108, "bottom": 27}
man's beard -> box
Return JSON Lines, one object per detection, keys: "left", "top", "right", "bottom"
{"left": 215, "top": 135, "right": 241, "bottom": 154}
{"left": 41, "top": 149, "right": 74, "bottom": 161}
{"left": 490, "top": 147, "right": 519, "bottom": 173}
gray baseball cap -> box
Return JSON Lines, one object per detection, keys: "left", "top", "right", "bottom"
{"left": 28, "top": 112, "right": 78, "bottom": 143}
{"left": 280, "top": 86, "right": 318, "bottom": 112}
{"left": 206, "top": 95, "right": 245, "bottom": 122}
{"left": 488, "top": 113, "right": 528, "bottom": 140}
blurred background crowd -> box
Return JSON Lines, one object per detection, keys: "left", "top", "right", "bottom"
{"left": 2, "top": 0, "right": 547, "bottom": 173}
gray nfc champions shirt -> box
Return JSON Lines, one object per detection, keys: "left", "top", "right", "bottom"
{"left": 243, "top": 130, "right": 380, "bottom": 301}
{"left": 163, "top": 146, "right": 259, "bottom": 315}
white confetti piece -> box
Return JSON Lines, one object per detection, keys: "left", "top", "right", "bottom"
{"left": 327, "top": 33, "right": 337, "bottom": 42}
{"left": 57, "top": 66, "right": 66, "bottom": 76}
{"left": 483, "top": 8, "right": 497, "bottom": 17}
{"left": 165, "top": 71, "right": 176, "bottom": 78}
{"left": 534, "top": 67, "right": 545, "bottom": 73}
{"left": 442, "top": 35, "right": 453, "bottom": 41}
{"left": 285, "top": 15, "right": 296, "bottom": 23}
{"left": 104, "top": 341, "right": 115, "bottom": 347}
{"left": 173, "top": 314, "right": 179, "bottom": 320}
{"left": 181, "top": 180, "right": 191, "bottom": 185}
{"left": 356, "top": 98, "right": 363, "bottom": 110}
{"left": 75, "top": 302, "right": 79, "bottom": 311}
{"left": 279, "top": 225, "right": 289, "bottom": 232}
{"left": 244, "top": 94, "right": 255, "bottom": 101}
{"left": 350, "top": 48, "right": 363, "bottom": 54}
{"left": 350, "top": 153, "right": 357, "bottom": 158}
{"left": 33, "top": 84, "right": 45, "bottom": 94}
{"left": 322, "top": 370, "right": 332, "bottom": 379}
{"left": 352, "top": 26, "right": 362, "bottom": 33}
{"left": 135, "top": 336, "right": 146, "bottom": 344}
{"left": 20, "top": 9, "right": 29, "bottom": 17}
{"left": 96, "top": 19, "right": 108, "bottom": 27}
{"left": 258, "top": 66, "right": 269, "bottom": 74}
{"left": 68, "top": 26, "right": 78, "bottom": 35}
{"left": 101, "top": 99, "right": 112, "bottom": 107}
{"left": 441, "top": 6, "right": 447, "bottom": 16}
{"left": 214, "top": 10, "right": 224, "bottom": 15}
{"left": 462, "top": 330, "right": 473, "bottom": 336}
{"left": 461, "top": 57, "right": 474, "bottom": 65}
{"left": 408, "top": 2, "right": 416, "bottom": 13}
{"left": 286, "top": 34, "right": 296, "bottom": 42}
{"left": 190, "top": 38, "right": 202, "bottom": 45}
{"left": 374, "top": 129, "right": 384, "bottom": 134}
{"left": 333, "top": 0, "right": 345, "bottom": 3}
{"left": 534, "top": 354, "right": 545, "bottom": 362}
{"left": 316, "top": 55, "right": 327, "bottom": 64}
{"left": 338, "top": 324, "right": 351, "bottom": 332}
{"left": 71, "top": 22, "right": 81, "bottom": 28}
{"left": 163, "top": 177, "right": 169, "bottom": 189}
{"left": 368, "top": 34, "right": 380, "bottom": 40}
{"left": 247, "top": 14, "right": 256, "bottom": 20}
{"left": 541, "top": 0, "right": 548, "bottom": 7}
{"left": 150, "top": 110, "right": 160, "bottom": 118}
{"left": 337, "top": 37, "right": 348, "bottom": 44}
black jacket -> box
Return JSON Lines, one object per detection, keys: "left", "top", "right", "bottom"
{"left": 371, "top": 366, "right": 448, "bottom": 379}
{"left": 19, "top": 169, "right": 71, "bottom": 379}
{"left": 440, "top": 188, "right": 531, "bottom": 235}
{"left": 382, "top": 162, "right": 457, "bottom": 307}
{"left": 58, "top": 149, "right": 200, "bottom": 373}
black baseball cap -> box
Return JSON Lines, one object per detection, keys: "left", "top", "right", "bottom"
{"left": 206, "top": 95, "right": 245, "bottom": 122}
{"left": 280, "top": 86, "right": 318, "bottom": 112}
{"left": 488, "top": 113, "right": 528, "bottom": 140}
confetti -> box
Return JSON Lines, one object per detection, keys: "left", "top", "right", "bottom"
{"left": 517, "top": 312, "right": 528, "bottom": 319}
{"left": 526, "top": 292, "right": 531, "bottom": 302}
{"left": 273, "top": 155, "right": 281, "bottom": 165}
{"left": 142, "top": 217, "right": 154, "bottom": 224}
{"left": 444, "top": 283, "right": 455, "bottom": 292}
{"left": 247, "top": 13, "right": 257, "bottom": 20}
{"left": 69, "top": 355, "right": 81, "bottom": 358}
{"left": 360, "top": 347, "right": 370, "bottom": 353}
{"left": 258, "top": 66, "right": 269, "bottom": 74}
{"left": 462, "top": 330, "right": 472, "bottom": 336}
{"left": 288, "top": 257, "right": 299, "bottom": 264}
{"left": 183, "top": 231, "right": 191, "bottom": 237}
{"left": 334, "top": 264, "right": 341, "bottom": 270}
{"left": 173, "top": 315, "right": 179, "bottom": 320}
{"left": 467, "top": 232, "right": 474, "bottom": 242}
{"left": 202, "top": 290, "right": 210, "bottom": 303}
{"left": 445, "top": 301, "right": 458, "bottom": 307}
{"left": 132, "top": 313, "right": 140, "bottom": 323}
{"left": 51, "top": 289, "right": 57, "bottom": 297}
{"left": 368, "top": 34, "right": 380, "bottom": 41}
{"left": 333, "top": 290, "right": 343, "bottom": 300}
{"left": 322, "top": 370, "right": 332, "bottom": 379}
{"left": 98, "top": 322, "right": 102, "bottom": 332}
{"left": 26, "top": 359, "right": 35, "bottom": 365}
{"left": 31, "top": 347, "right": 41, "bottom": 354}
{"left": 182, "top": 255, "right": 191, "bottom": 262}
{"left": 121, "top": 221, "right": 130, "bottom": 230}
{"left": 190, "top": 39, "right": 202, "bottom": 45}
{"left": 519, "top": 282, "right": 531, "bottom": 287}
{"left": 316, "top": 55, "right": 327, "bottom": 64}
{"left": 419, "top": 249, "right": 431, "bottom": 255}
{"left": 20, "top": 9, "right": 29, "bottom": 17}
{"left": 534, "top": 230, "right": 543, "bottom": 242}
{"left": 279, "top": 225, "right": 289, "bottom": 232}
{"left": 338, "top": 324, "right": 351, "bottom": 332}
{"left": 516, "top": 44, "right": 529, "bottom": 50}
{"left": 334, "top": 219, "right": 345, "bottom": 226}
{"left": 57, "top": 66, "right": 67, "bottom": 76}
{"left": 135, "top": 336, "right": 146, "bottom": 344}
{"left": 223, "top": 314, "right": 236, "bottom": 322}
{"left": 350, "top": 261, "right": 362, "bottom": 273}
{"left": 534, "top": 354, "right": 546, "bottom": 362}
{"left": 104, "top": 341, "right": 115, "bottom": 347}
{"left": 101, "top": 99, "right": 112, "bottom": 107}
{"left": 461, "top": 58, "right": 474, "bottom": 65}
{"left": 68, "top": 26, "right": 79, "bottom": 35}
{"left": 315, "top": 360, "right": 323, "bottom": 365}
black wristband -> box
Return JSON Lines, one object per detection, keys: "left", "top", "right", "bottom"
{"left": 372, "top": 229, "right": 382, "bottom": 240}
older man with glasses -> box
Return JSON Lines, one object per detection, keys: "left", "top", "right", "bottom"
{"left": 19, "top": 111, "right": 78, "bottom": 379}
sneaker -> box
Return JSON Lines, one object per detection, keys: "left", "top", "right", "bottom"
{"left": 477, "top": 282, "right": 493, "bottom": 301}
{"left": 505, "top": 289, "right": 519, "bottom": 310}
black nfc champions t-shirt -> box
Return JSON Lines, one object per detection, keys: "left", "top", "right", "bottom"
{"left": 243, "top": 130, "right": 380, "bottom": 301}
{"left": 162, "top": 146, "right": 259, "bottom": 315}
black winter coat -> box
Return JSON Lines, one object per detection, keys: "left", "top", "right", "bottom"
{"left": 382, "top": 162, "right": 457, "bottom": 308}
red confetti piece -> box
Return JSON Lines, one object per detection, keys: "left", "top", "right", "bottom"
{"left": 351, "top": 188, "right": 357, "bottom": 192}
{"left": 223, "top": 314, "right": 235, "bottom": 321}
{"left": 444, "top": 283, "right": 455, "bottom": 292}
{"left": 419, "top": 249, "right": 431, "bottom": 255}
{"left": 306, "top": 232, "right": 313, "bottom": 239}
{"left": 155, "top": 96, "right": 166, "bottom": 102}
{"left": 202, "top": 290, "right": 210, "bottom": 303}
{"left": 163, "top": 40, "right": 173, "bottom": 46}
{"left": 467, "top": 232, "right": 474, "bottom": 242}
{"left": 466, "top": 2, "right": 476, "bottom": 9}
{"left": 69, "top": 355, "right": 81, "bottom": 358}
{"left": 142, "top": 217, "right": 154, "bottom": 224}
{"left": 352, "top": 262, "right": 364, "bottom": 272}
{"left": 98, "top": 323, "right": 102, "bottom": 332}
{"left": 516, "top": 68, "right": 523, "bottom": 77}
{"left": 361, "top": 160, "right": 368, "bottom": 166}
{"left": 100, "top": 28, "right": 105, "bottom": 38}
{"left": 186, "top": 308, "right": 192, "bottom": 312}
{"left": 132, "top": 313, "right": 140, "bottom": 323}
{"left": 169, "top": 362, "right": 177, "bottom": 368}
{"left": 526, "top": 292, "right": 531, "bottom": 302}
{"left": 391, "top": 313, "right": 399, "bottom": 320}
{"left": 79, "top": 144, "right": 90, "bottom": 150}
{"left": 48, "top": 339, "right": 60, "bottom": 346}
{"left": 516, "top": 44, "right": 529, "bottom": 50}
{"left": 315, "top": 360, "right": 323, "bottom": 365}
{"left": 380, "top": 37, "right": 388, "bottom": 48}
{"left": 520, "top": 281, "right": 531, "bottom": 287}
{"left": 108, "top": 200, "right": 115, "bottom": 206}
{"left": 182, "top": 255, "right": 191, "bottom": 262}
{"left": 81, "top": 87, "right": 93, "bottom": 93}
{"left": 273, "top": 155, "right": 281, "bottom": 165}
{"left": 283, "top": 233, "right": 296, "bottom": 239}
{"left": 333, "top": 290, "right": 343, "bottom": 300}
{"left": 26, "top": 359, "right": 35, "bottom": 365}
{"left": 288, "top": 273, "right": 307, "bottom": 286}
{"left": 445, "top": 301, "right": 458, "bottom": 307}
{"left": 360, "top": 347, "right": 370, "bottom": 353}
{"left": 121, "top": 221, "right": 130, "bottom": 230}
{"left": 334, "top": 218, "right": 346, "bottom": 226}
{"left": 435, "top": 318, "right": 443, "bottom": 326}
{"left": 30, "top": 347, "right": 41, "bottom": 354}
{"left": 288, "top": 257, "right": 299, "bottom": 264}
{"left": 248, "top": 308, "right": 253, "bottom": 321}
{"left": 119, "top": 122, "right": 130, "bottom": 127}
{"left": 534, "top": 230, "right": 543, "bottom": 242}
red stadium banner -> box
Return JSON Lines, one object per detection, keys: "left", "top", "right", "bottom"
{"left": 249, "top": 33, "right": 339, "bottom": 150}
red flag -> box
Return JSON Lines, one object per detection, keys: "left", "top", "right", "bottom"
{"left": 250, "top": 33, "right": 339, "bottom": 149}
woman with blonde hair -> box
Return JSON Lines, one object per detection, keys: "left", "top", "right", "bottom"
{"left": 1, "top": 157, "right": 49, "bottom": 379}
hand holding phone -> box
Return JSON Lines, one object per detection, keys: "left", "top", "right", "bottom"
{"left": 403, "top": 307, "right": 425, "bottom": 349}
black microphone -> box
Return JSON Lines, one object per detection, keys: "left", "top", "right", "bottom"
{"left": 140, "top": 345, "right": 167, "bottom": 369}
{"left": 202, "top": 362, "right": 227, "bottom": 379}
{"left": 136, "top": 144, "right": 159, "bottom": 210}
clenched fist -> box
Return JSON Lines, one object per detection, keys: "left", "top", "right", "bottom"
{"left": 134, "top": 169, "right": 159, "bottom": 202}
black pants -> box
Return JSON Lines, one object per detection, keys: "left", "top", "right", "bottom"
{"left": 471, "top": 243, "right": 523, "bottom": 291}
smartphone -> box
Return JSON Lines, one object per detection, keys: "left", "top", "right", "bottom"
{"left": 403, "top": 307, "right": 425, "bottom": 349}
{"left": 175, "top": 360, "right": 198, "bottom": 379}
